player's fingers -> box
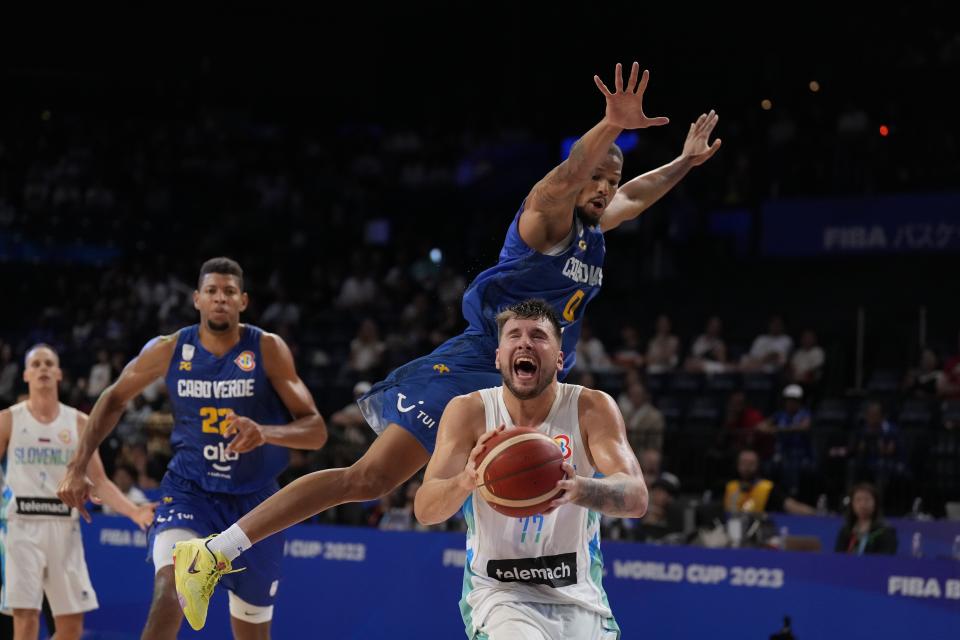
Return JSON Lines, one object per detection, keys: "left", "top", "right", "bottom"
{"left": 646, "top": 116, "right": 670, "bottom": 127}
{"left": 78, "top": 504, "right": 92, "bottom": 523}
{"left": 626, "top": 61, "right": 639, "bottom": 93}
{"left": 705, "top": 138, "right": 722, "bottom": 158}
{"left": 636, "top": 68, "right": 650, "bottom": 95}
{"left": 613, "top": 62, "right": 623, "bottom": 93}
{"left": 594, "top": 75, "right": 612, "bottom": 97}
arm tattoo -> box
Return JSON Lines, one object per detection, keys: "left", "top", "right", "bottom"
{"left": 576, "top": 478, "right": 630, "bottom": 515}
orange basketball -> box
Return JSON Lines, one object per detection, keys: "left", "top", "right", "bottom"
{"left": 475, "top": 426, "right": 566, "bottom": 518}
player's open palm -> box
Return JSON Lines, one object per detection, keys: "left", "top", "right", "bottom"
{"left": 130, "top": 502, "right": 158, "bottom": 531}
{"left": 681, "top": 109, "right": 722, "bottom": 166}
{"left": 595, "top": 62, "right": 669, "bottom": 131}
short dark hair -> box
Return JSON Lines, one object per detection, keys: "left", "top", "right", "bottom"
{"left": 25, "top": 343, "right": 58, "bottom": 366}
{"left": 198, "top": 257, "right": 244, "bottom": 291}
{"left": 608, "top": 143, "right": 623, "bottom": 163}
{"left": 496, "top": 299, "right": 562, "bottom": 343}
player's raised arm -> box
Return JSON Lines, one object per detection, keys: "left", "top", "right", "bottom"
{"left": 520, "top": 62, "right": 669, "bottom": 250}
{"left": 414, "top": 394, "right": 492, "bottom": 526}
{"left": 548, "top": 388, "right": 648, "bottom": 517}
{"left": 600, "top": 110, "right": 721, "bottom": 232}
{"left": 223, "top": 331, "right": 327, "bottom": 454}
{"left": 58, "top": 334, "right": 177, "bottom": 510}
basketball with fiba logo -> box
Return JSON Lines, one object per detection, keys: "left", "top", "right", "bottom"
{"left": 474, "top": 426, "right": 566, "bottom": 517}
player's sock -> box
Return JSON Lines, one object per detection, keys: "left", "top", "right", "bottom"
{"left": 207, "top": 523, "right": 252, "bottom": 561}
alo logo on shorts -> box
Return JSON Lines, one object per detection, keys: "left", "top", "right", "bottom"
{"left": 487, "top": 552, "right": 578, "bottom": 588}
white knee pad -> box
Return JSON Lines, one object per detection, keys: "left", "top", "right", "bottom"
{"left": 228, "top": 591, "right": 274, "bottom": 624}
{"left": 152, "top": 528, "right": 199, "bottom": 573}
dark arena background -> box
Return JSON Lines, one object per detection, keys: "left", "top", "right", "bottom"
{"left": 1, "top": 5, "right": 958, "bottom": 639}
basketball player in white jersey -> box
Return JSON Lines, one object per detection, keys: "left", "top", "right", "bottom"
{"left": 415, "top": 299, "right": 647, "bottom": 639}
{"left": 0, "top": 344, "right": 155, "bottom": 640}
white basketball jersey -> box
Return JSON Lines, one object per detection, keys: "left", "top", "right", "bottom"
{"left": 1, "top": 402, "right": 79, "bottom": 520}
{"left": 461, "top": 383, "right": 615, "bottom": 634}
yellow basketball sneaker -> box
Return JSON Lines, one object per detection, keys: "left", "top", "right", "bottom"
{"left": 173, "top": 536, "right": 243, "bottom": 630}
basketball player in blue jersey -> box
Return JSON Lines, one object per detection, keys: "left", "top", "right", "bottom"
{"left": 57, "top": 257, "right": 327, "bottom": 639}
{"left": 171, "top": 62, "right": 720, "bottom": 629}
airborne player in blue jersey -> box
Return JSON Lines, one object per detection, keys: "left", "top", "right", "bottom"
{"left": 58, "top": 257, "right": 327, "bottom": 638}
{"left": 170, "top": 61, "right": 721, "bottom": 629}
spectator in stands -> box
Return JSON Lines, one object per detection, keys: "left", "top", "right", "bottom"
{"left": 612, "top": 324, "right": 645, "bottom": 373}
{"left": 102, "top": 464, "right": 149, "bottom": 515}
{"left": 684, "top": 315, "right": 732, "bottom": 375}
{"left": 639, "top": 475, "right": 684, "bottom": 540}
{"left": 741, "top": 315, "right": 793, "bottom": 373}
{"left": 940, "top": 330, "right": 960, "bottom": 398}
{"left": 723, "top": 449, "right": 815, "bottom": 515}
{"left": 849, "top": 402, "right": 904, "bottom": 492}
{"left": 834, "top": 483, "right": 897, "bottom": 555}
{"left": 329, "top": 381, "right": 375, "bottom": 464}
{"left": 0, "top": 342, "right": 19, "bottom": 405}
{"left": 759, "top": 384, "right": 814, "bottom": 497}
{"left": 346, "top": 318, "right": 386, "bottom": 378}
{"left": 646, "top": 314, "right": 680, "bottom": 374}
{"left": 336, "top": 260, "right": 380, "bottom": 310}
{"left": 262, "top": 288, "right": 302, "bottom": 327}
{"left": 902, "top": 347, "right": 944, "bottom": 397}
{"left": 789, "top": 329, "right": 825, "bottom": 386}
{"left": 86, "top": 348, "right": 112, "bottom": 398}
{"left": 574, "top": 323, "right": 615, "bottom": 373}
{"left": 617, "top": 381, "right": 665, "bottom": 453}
{"left": 717, "top": 391, "right": 773, "bottom": 461}
{"left": 278, "top": 449, "right": 315, "bottom": 488}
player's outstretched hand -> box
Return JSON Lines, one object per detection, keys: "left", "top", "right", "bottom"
{"left": 57, "top": 467, "right": 94, "bottom": 522}
{"left": 224, "top": 415, "right": 267, "bottom": 453}
{"left": 130, "top": 502, "right": 158, "bottom": 531}
{"left": 681, "top": 109, "right": 722, "bottom": 166}
{"left": 460, "top": 423, "right": 506, "bottom": 493}
{"left": 594, "top": 62, "right": 670, "bottom": 131}
{"left": 544, "top": 462, "right": 581, "bottom": 514}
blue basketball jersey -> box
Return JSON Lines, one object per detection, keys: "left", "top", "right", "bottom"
{"left": 460, "top": 205, "right": 606, "bottom": 377}
{"left": 164, "top": 324, "right": 290, "bottom": 494}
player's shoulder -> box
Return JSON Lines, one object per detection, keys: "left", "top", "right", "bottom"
{"left": 576, "top": 386, "right": 619, "bottom": 416}
{"left": 258, "top": 328, "right": 293, "bottom": 359}
{"left": 142, "top": 331, "right": 182, "bottom": 356}
{"left": 444, "top": 391, "right": 485, "bottom": 417}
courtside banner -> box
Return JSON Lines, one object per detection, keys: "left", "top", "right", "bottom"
{"left": 82, "top": 517, "right": 959, "bottom": 639}
{"left": 761, "top": 192, "right": 960, "bottom": 256}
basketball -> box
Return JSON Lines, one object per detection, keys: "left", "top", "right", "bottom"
{"left": 475, "top": 427, "right": 566, "bottom": 517}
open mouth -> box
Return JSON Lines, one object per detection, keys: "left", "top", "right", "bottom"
{"left": 589, "top": 198, "right": 606, "bottom": 211}
{"left": 513, "top": 356, "right": 539, "bottom": 381}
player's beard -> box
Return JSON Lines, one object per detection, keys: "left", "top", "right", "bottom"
{"left": 500, "top": 361, "right": 554, "bottom": 401}
{"left": 206, "top": 319, "right": 231, "bottom": 332}
{"left": 574, "top": 205, "right": 601, "bottom": 228}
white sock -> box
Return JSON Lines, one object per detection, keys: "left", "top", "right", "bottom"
{"left": 207, "top": 523, "right": 252, "bottom": 562}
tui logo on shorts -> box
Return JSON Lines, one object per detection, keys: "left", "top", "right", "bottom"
{"left": 433, "top": 363, "right": 450, "bottom": 374}
{"left": 487, "top": 552, "right": 578, "bottom": 588}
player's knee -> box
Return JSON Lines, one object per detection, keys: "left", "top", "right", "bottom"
{"left": 228, "top": 591, "right": 274, "bottom": 624}
{"left": 12, "top": 608, "right": 40, "bottom": 621}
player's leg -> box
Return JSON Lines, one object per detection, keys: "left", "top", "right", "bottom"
{"left": 141, "top": 528, "right": 198, "bottom": 640}
{"left": 49, "top": 613, "right": 83, "bottom": 640}
{"left": 5, "top": 521, "right": 45, "bottom": 640}
{"left": 236, "top": 423, "right": 430, "bottom": 543}
{"left": 227, "top": 592, "right": 271, "bottom": 640}
{"left": 12, "top": 609, "right": 40, "bottom": 640}
{"left": 42, "top": 521, "right": 98, "bottom": 640}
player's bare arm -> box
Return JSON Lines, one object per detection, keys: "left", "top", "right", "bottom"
{"left": 601, "top": 110, "right": 722, "bottom": 232}
{"left": 0, "top": 408, "right": 11, "bottom": 460}
{"left": 414, "top": 394, "right": 491, "bottom": 526}
{"left": 548, "top": 388, "right": 648, "bottom": 517}
{"left": 76, "top": 412, "right": 156, "bottom": 529}
{"left": 521, "top": 61, "right": 669, "bottom": 250}
{"left": 223, "top": 332, "right": 327, "bottom": 454}
{"left": 57, "top": 334, "right": 177, "bottom": 510}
